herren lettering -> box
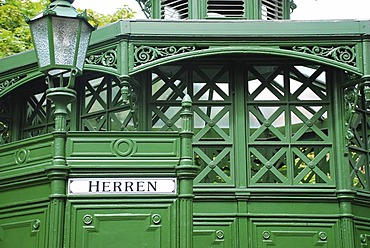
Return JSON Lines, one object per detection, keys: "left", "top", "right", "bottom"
{"left": 69, "top": 178, "right": 176, "bottom": 195}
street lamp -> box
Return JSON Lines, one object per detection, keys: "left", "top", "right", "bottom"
{"left": 27, "top": 2, "right": 95, "bottom": 246}
{"left": 28, "top": 0, "right": 94, "bottom": 87}
{"left": 27, "top": 0, "right": 95, "bottom": 132}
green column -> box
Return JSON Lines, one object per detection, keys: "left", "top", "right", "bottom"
{"left": 177, "top": 94, "right": 197, "bottom": 248}
{"left": 332, "top": 67, "right": 356, "bottom": 247}
{"left": 151, "top": 0, "right": 161, "bottom": 19}
{"left": 188, "top": 0, "right": 199, "bottom": 19}
{"left": 45, "top": 86, "right": 76, "bottom": 248}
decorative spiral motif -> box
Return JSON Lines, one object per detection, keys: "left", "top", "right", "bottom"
{"left": 332, "top": 46, "right": 355, "bottom": 65}
{"left": 292, "top": 45, "right": 356, "bottom": 66}
{"left": 134, "top": 45, "right": 196, "bottom": 66}
{"left": 135, "top": 46, "right": 156, "bottom": 64}
{"left": 86, "top": 49, "right": 117, "bottom": 68}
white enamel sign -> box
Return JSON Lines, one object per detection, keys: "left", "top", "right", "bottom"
{"left": 68, "top": 178, "right": 177, "bottom": 195}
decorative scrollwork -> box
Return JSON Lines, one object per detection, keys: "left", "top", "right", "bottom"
{"left": 0, "top": 76, "right": 21, "bottom": 93}
{"left": 85, "top": 49, "right": 117, "bottom": 68}
{"left": 134, "top": 45, "right": 196, "bottom": 66}
{"left": 344, "top": 86, "right": 360, "bottom": 154}
{"left": 291, "top": 45, "right": 356, "bottom": 66}
{"left": 118, "top": 77, "right": 139, "bottom": 130}
{"left": 0, "top": 121, "right": 9, "bottom": 145}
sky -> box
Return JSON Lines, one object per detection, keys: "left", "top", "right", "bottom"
{"left": 72, "top": 0, "right": 370, "bottom": 20}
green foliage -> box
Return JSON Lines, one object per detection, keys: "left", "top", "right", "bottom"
{"left": 83, "top": 6, "right": 136, "bottom": 27}
{"left": 0, "top": 0, "right": 135, "bottom": 58}
{"left": 0, "top": 0, "right": 46, "bottom": 58}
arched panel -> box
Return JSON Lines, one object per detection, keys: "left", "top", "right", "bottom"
{"left": 130, "top": 46, "right": 360, "bottom": 76}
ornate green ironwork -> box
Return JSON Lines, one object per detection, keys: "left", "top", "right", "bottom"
{"left": 134, "top": 45, "right": 196, "bottom": 67}
{"left": 0, "top": 121, "right": 9, "bottom": 144}
{"left": 291, "top": 45, "right": 356, "bottom": 66}
{"left": 85, "top": 49, "right": 118, "bottom": 68}
{"left": 344, "top": 86, "right": 359, "bottom": 151}
{"left": 247, "top": 64, "right": 332, "bottom": 185}
{"left": 345, "top": 83, "right": 370, "bottom": 190}
{"left": 119, "top": 77, "right": 139, "bottom": 130}
{"left": 149, "top": 63, "right": 233, "bottom": 185}
{"left": 0, "top": 76, "right": 22, "bottom": 93}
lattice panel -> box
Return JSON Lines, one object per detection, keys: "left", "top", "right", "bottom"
{"left": 247, "top": 65, "right": 332, "bottom": 186}
{"left": 349, "top": 149, "right": 367, "bottom": 189}
{"left": 194, "top": 146, "right": 232, "bottom": 184}
{"left": 150, "top": 64, "right": 233, "bottom": 185}
{"left": 149, "top": 61, "right": 332, "bottom": 188}
{"left": 292, "top": 146, "right": 331, "bottom": 184}
{"left": 81, "top": 75, "right": 133, "bottom": 131}
{"left": 250, "top": 146, "right": 288, "bottom": 184}
{"left": 22, "top": 91, "right": 60, "bottom": 138}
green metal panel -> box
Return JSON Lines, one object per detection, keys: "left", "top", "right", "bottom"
{"left": 0, "top": 210, "right": 47, "bottom": 248}
{"left": 193, "top": 218, "right": 238, "bottom": 247}
{"left": 66, "top": 201, "right": 176, "bottom": 248}
{"left": 251, "top": 219, "right": 339, "bottom": 247}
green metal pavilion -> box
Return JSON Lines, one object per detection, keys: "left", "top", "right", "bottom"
{"left": 1, "top": 0, "right": 370, "bottom": 247}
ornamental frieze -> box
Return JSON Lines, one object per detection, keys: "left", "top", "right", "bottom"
{"left": 0, "top": 76, "right": 22, "bottom": 93}
{"left": 290, "top": 45, "right": 356, "bottom": 66}
{"left": 85, "top": 49, "right": 118, "bottom": 68}
{"left": 134, "top": 45, "right": 197, "bottom": 67}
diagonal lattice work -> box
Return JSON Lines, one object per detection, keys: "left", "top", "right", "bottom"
{"left": 80, "top": 75, "right": 134, "bottom": 131}
{"left": 150, "top": 63, "right": 233, "bottom": 185}
{"left": 22, "top": 91, "right": 60, "bottom": 138}
{"left": 148, "top": 60, "right": 333, "bottom": 187}
{"left": 247, "top": 64, "right": 332, "bottom": 186}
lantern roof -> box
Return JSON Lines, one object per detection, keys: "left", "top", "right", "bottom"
{"left": 29, "top": 0, "right": 89, "bottom": 23}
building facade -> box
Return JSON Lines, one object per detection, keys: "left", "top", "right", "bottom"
{"left": 1, "top": 0, "right": 370, "bottom": 247}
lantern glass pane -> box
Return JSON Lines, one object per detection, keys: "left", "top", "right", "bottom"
{"left": 76, "top": 21, "right": 92, "bottom": 71}
{"left": 30, "top": 18, "right": 50, "bottom": 67}
{"left": 52, "top": 16, "right": 79, "bottom": 67}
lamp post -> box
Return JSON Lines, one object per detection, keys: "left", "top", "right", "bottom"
{"left": 28, "top": 1, "right": 94, "bottom": 247}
